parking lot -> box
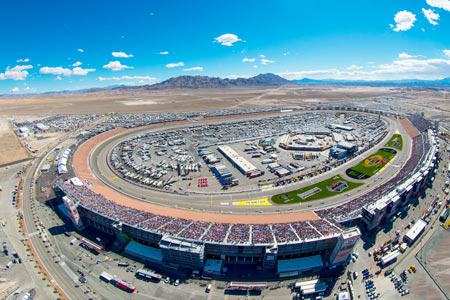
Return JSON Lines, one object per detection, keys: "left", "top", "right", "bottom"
{"left": 109, "top": 111, "right": 387, "bottom": 195}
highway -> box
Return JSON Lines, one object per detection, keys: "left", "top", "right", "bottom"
{"left": 22, "top": 147, "right": 86, "bottom": 300}
{"left": 86, "top": 112, "right": 412, "bottom": 215}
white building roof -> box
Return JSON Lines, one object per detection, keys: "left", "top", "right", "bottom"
{"left": 405, "top": 219, "right": 426, "bottom": 242}
{"left": 218, "top": 145, "right": 258, "bottom": 173}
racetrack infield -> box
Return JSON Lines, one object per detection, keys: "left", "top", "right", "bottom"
{"left": 385, "top": 134, "right": 403, "bottom": 150}
{"left": 346, "top": 147, "right": 397, "bottom": 179}
{"left": 271, "top": 175, "right": 364, "bottom": 204}
{"left": 72, "top": 128, "right": 319, "bottom": 224}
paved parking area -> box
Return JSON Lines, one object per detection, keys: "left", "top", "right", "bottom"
{"left": 0, "top": 164, "right": 55, "bottom": 300}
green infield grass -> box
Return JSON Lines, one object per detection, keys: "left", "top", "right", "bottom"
{"left": 346, "top": 148, "right": 397, "bottom": 179}
{"left": 271, "top": 174, "right": 364, "bottom": 204}
{"left": 385, "top": 134, "right": 403, "bottom": 150}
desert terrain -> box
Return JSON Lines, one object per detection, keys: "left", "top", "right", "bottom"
{"left": 0, "top": 118, "right": 31, "bottom": 166}
{"left": 0, "top": 86, "right": 404, "bottom": 115}
{"left": 1, "top": 85, "right": 449, "bottom": 166}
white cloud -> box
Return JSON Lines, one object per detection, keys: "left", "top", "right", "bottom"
{"left": 444, "top": 50, "right": 450, "bottom": 57}
{"left": 260, "top": 54, "right": 266, "bottom": 58}
{"left": 159, "top": 51, "right": 169, "bottom": 55}
{"left": 399, "top": 52, "right": 413, "bottom": 59}
{"left": 347, "top": 65, "right": 363, "bottom": 70}
{"left": 39, "top": 66, "right": 95, "bottom": 76}
{"left": 11, "top": 87, "right": 19, "bottom": 92}
{"left": 214, "top": 33, "right": 242, "bottom": 46}
{"left": 98, "top": 75, "right": 157, "bottom": 82}
{"left": 0, "top": 65, "right": 33, "bottom": 80}
{"left": 393, "top": 10, "right": 416, "bottom": 32}
{"left": 71, "top": 67, "right": 95, "bottom": 76}
{"left": 426, "top": 0, "right": 450, "bottom": 12}
{"left": 72, "top": 61, "right": 82, "bottom": 67}
{"left": 277, "top": 56, "right": 450, "bottom": 81}
{"left": 112, "top": 51, "right": 133, "bottom": 58}
{"left": 166, "top": 62, "right": 184, "bottom": 68}
{"left": 261, "top": 59, "right": 275, "bottom": 65}
{"left": 56, "top": 76, "right": 62, "bottom": 80}
{"left": 183, "top": 67, "right": 203, "bottom": 71}
{"left": 16, "top": 58, "right": 30, "bottom": 63}
{"left": 40, "top": 67, "right": 71, "bottom": 76}
{"left": 398, "top": 53, "right": 425, "bottom": 59}
{"left": 422, "top": 8, "right": 440, "bottom": 25}
{"left": 103, "top": 61, "right": 133, "bottom": 71}
{"left": 77, "top": 49, "right": 84, "bottom": 52}
{"left": 242, "top": 58, "right": 256, "bottom": 62}
{"left": 25, "top": 86, "right": 30, "bottom": 91}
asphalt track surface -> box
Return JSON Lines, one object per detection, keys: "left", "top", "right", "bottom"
{"left": 75, "top": 112, "right": 412, "bottom": 223}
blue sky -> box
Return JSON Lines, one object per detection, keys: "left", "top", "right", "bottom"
{"left": 1, "top": 0, "right": 450, "bottom": 94}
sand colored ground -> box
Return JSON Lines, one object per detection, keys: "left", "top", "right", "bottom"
{"left": 0, "top": 119, "right": 31, "bottom": 166}
{"left": 0, "top": 279, "right": 19, "bottom": 300}
{"left": 23, "top": 131, "right": 66, "bottom": 154}
{"left": 72, "top": 128, "right": 319, "bottom": 224}
{"left": 420, "top": 228, "right": 450, "bottom": 298}
{"left": 399, "top": 118, "right": 420, "bottom": 138}
{"left": 0, "top": 86, "right": 397, "bottom": 115}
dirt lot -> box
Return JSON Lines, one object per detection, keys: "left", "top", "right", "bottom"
{"left": 420, "top": 227, "right": 450, "bottom": 297}
{"left": 23, "top": 131, "right": 66, "bottom": 154}
{"left": 0, "top": 118, "right": 31, "bottom": 166}
{"left": 0, "top": 86, "right": 400, "bottom": 115}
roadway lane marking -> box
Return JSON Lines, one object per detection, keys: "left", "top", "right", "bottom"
{"left": 28, "top": 231, "right": 40, "bottom": 237}
{"left": 110, "top": 176, "right": 118, "bottom": 180}
{"left": 60, "top": 261, "right": 80, "bottom": 283}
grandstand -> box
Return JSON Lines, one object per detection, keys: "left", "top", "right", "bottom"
{"left": 315, "top": 128, "right": 438, "bottom": 225}
{"left": 54, "top": 108, "right": 440, "bottom": 280}
{"left": 55, "top": 180, "right": 360, "bottom": 277}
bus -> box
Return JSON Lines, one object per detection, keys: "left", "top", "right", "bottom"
{"left": 136, "top": 268, "right": 162, "bottom": 281}
{"left": 99, "top": 271, "right": 113, "bottom": 283}
{"left": 81, "top": 238, "right": 103, "bottom": 254}
{"left": 228, "top": 282, "right": 267, "bottom": 290}
{"left": 110, "top": 278, "right": 136, "bottom": 293}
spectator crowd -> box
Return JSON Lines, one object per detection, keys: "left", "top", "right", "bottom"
{"left": 56, "top": 181, "right": 344, "bottom": 245}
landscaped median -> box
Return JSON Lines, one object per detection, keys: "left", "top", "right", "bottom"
{"left": 271, "top": 175, "right": 363, "bottom": 204}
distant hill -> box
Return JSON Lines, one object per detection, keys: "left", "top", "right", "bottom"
{"left": 115, "top": 73, "right": 293, "bottom": 91}
{"left": 3, "top": 73, "right": 450, "bottom": 97}
{"left": 292, "top": 77, "right": 450, "bottom": 87}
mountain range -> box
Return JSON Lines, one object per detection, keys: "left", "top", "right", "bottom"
{"left": 2, "top": 73, "right": 450, "bottom": 97}
{"left": 115, "top": 73, "right": 293, "bottom": 90}
{"left": 292, "top": 77, "right": 450, "bottom": 86}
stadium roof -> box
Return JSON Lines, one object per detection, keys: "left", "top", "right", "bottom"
{"left": 277, "top": 255, "right": 323, "bottom": 273}
{"left": 124, "top": 241, "right": 163, "bottom": 263}
{"left": 159, "top": 236, "right": 204, "bottom": 254}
